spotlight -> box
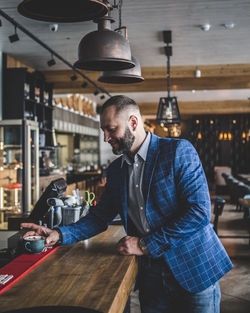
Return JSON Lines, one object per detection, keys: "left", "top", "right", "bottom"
{"left": 200, "top": 23, "right": 211, "bottom": 31}
{"left": 94, "top": 90, "right": 99, "bottom": 96}
{"left": 81, "top": 82, "right": 88, "bottom": 88}
{"left": 47, "top": 54, "right": 56, "bottom": 67}
{"left": 70, "top": 74, "right": 77, "bottom": 81}
{"left": 9, "top": 33, "right": 19, "bottom": 43}
{"left": 9, "top": 26, "right": 19, "bottom": 43}
{"left": 195, "top": 69, "right": 201, "bottom": 78}
{"left": 223, "top": 23, "right": 235, "bottom": 29}
{"left": 100, "top": 95, "right": 105, "bottom": 100}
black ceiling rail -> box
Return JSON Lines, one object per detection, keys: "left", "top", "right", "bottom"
{"left": 0, "top": 8, "right": 112, "bottom": 97}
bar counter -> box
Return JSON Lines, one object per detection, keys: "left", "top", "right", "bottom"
{"left": 0, "top": 226, "right": 138, "bottom": 313}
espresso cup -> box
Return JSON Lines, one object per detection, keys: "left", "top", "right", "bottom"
{"left": 23, "top": 235, "right": 45, "bottom": 254}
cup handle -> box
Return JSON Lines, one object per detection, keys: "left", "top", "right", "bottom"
{"left": 25, "top": 242, "right": 32, "bottom": 253}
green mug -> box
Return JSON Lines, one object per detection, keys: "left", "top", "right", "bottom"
{"left": 24, "top": 235, "right": 46, "bottom": 254}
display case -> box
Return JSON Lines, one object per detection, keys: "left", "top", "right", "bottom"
{"left": 3, "top": 68, "right": 54, "bottom": 150}
{"left": 76, "top": 134, "right": 100, "bottom": 171}
{"left": 0, "top": 120, "right": 39, "bottom": 230}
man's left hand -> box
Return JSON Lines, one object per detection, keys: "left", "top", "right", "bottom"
{"left": 116, "top": 236, "right": 143, "bottom": 256}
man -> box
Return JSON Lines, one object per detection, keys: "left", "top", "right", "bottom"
{"left": 22, "top": 95, "right": 233, "bottom": 313}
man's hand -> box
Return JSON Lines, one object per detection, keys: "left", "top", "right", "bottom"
{"left": 21, "top": 223, "right": 60, "bottom": 246}
{"left": 116, "top": 236, "right": 144, "bottom": 256}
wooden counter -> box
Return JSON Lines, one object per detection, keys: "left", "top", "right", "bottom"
{"left": 0, "top": 226, "right": 138, "bottom": 313}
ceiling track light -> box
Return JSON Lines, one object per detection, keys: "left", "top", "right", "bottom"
{"left": 8, "top": 26, "right": 19, "bottom": 43}
{"left": 0, "top": 8, "right": 111, "bottom": 97}
{"left": 47, "top": 54, "right": 56, "bottom": 67}
{"left": 70, "top": 74, "right": 78, "bottom": 81}
{"left": 81, "top": 82, "right": 88, "bottom": 88}
{"left": 94, "top": 90, "right": 99, "bottom": 96}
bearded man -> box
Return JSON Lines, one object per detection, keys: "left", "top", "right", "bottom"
{"left": 22, "top": 95, "right": 233, "bottom": 313}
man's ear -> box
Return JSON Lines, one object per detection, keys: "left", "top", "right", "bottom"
{"left": 129, "top": 115, "right": 138, "bottom": 131}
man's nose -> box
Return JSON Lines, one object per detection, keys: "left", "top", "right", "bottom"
{"left": 103, "top": 131, "right": 110, "bottom": 142}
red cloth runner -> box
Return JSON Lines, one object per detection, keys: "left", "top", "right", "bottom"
{"left": 0, "top": 247, "right": 59, "bottom": 294}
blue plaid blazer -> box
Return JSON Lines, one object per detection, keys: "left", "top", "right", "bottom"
{"left": 60, "top": 133, "right": 233, "bottom": 292}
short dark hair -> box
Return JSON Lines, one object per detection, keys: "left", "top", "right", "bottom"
{"left": 101, "top": 95, "right": 139, "bottom": 114}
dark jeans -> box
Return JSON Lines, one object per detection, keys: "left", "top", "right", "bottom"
{"left": 139, "top": 257, "right": 221, "bottom": 313}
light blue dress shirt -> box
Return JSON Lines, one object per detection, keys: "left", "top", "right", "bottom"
{"left": 121, "top": 132, "right": 151, "bottom": 236}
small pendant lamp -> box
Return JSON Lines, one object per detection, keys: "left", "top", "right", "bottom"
{"left": 17, "top": 0, "right": 108, "bottom": 22}
{"left": 74, "top": 17, "right": 135, "bottom": 71}
{"left": 98, "top": 56, "right": 144, "bottom": 84}
{"left": 157, "top": 31, "right": 181, "bottom": 126}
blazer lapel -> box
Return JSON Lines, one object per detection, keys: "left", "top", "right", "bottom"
{"left": 143, "top": 133, "right": 160, "bottom": 200}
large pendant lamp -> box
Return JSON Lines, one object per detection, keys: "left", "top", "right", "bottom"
{"left": 157, "top": 31, "right": 181, "bottom": 126}
{"left": 98, "top": 56, "right": 144, "bottom": 83}
{"left": 74, "top": 16, "right": 135, "bottom": 71}
{"left": 17, "top": 0, "right": 108, "bottom": 22}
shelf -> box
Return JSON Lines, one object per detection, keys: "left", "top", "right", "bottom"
{"left": 36, "top": 101, "right": 53, "bottom": 108}
{"left": 4, "top": 145, "right": 22, "bottom": 148}
{"left": 3, "top": 69, "right": 53, "bottom": 138}
{"left": 39, "top": 146, "right": 56, "bottom": 150}
{"left": 44, "top": 105, "right": 54, "bottom": 110}
{"left": 25, "top": 98, "right": 36, "bottom": 104}
{"left": 80, "top": 150, "right": 99, "bottom": 153}
{"left": 39, "top": 128, "right": 53, "bottom": 132}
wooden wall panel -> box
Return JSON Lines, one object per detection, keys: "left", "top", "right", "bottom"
{"left": 139, "top": 100, "right": 250, "bottom": 116}
{"left": 42, "top": 64, "right": 250, "bottom": 94}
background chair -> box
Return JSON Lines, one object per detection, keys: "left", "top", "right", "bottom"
{"left": 212, "top": 197, "right": 226, "bottom": 234}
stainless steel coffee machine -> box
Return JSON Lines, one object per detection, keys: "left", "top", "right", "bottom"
{"left": 46, "top": 194, "right": 89, "bottom": 228}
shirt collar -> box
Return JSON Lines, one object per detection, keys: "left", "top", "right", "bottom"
{"left": 121, "top": 132, "right": 151, "bottom": 167}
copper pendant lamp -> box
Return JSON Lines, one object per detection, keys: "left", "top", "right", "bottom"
{"left": 74, "top": 17, "right": 135, "bottom": 71}
{"left": 17, "top": 0, "right": 108, "bottom": 22}
{"left": 98, "top": 56, "right": 144, "bottom": 83}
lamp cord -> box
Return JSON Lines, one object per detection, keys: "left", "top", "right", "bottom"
{"left": 118, "top": 0, "right": 123, "bottom": 29}
{"left": 167, "top": 45, "right": 171, "bottom": 98}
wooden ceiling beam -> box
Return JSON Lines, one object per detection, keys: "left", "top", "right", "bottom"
{"left": 50, "top": 76, "right": 250, "bottom": 94}
{"left": 139, "top": 100, "right": 250, "bottom": 116}
{"left": 43, "top": 63, "right": 250, "bottom": 81}
{"left": 43, "top": 69, "right": 100, "bottom": 82}
{"left": 42, "top": 64, "right": 250, "bottom": 94}
{"left": 141, "top": 64, "right": 250, "bottom": 78}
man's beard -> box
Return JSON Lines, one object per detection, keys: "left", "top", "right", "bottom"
{"left": 110, "top": 127, "right": 135, "bottom": 155}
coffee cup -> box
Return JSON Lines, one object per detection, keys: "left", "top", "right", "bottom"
{"left": 23, "top": 235, "right": 46, "bottom": 254}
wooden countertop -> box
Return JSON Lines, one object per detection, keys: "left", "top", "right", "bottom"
{"left": 0, "top": 226, "right": 138, "bottom": 313}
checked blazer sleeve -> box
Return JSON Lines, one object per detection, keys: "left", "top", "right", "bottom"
{"left": 59, "top": 162, "right": 120, "bottom": 245}
{"left": 144, "top": 139, "right": 211, "bottom": 258}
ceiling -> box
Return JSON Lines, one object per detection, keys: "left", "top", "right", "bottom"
{"left": 0, "top": 0, "right": 250, "bottom": 118}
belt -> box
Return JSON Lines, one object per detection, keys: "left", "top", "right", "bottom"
{"left": 140, "top": 256, "right": 172, "bottom": 275}
{"left": 141, "top": 255, "right": 167, "bottom": 267}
